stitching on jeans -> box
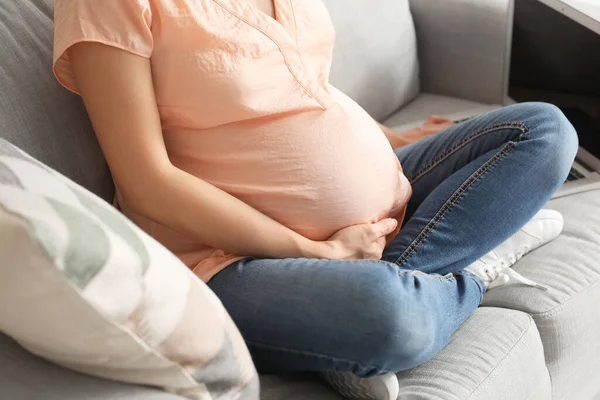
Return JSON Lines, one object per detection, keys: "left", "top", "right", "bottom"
{"left": 408, "top": 122, "right": 529, "bottom": 184}
{"left": 396, "top": 144, "right": 513, "bottom": 266}
{"left": 395, "top": 141, "right": 519, "bottom": 267}
{"left": 397, "top": 270, "right": 456, "bottom": 281}
{"left": 458, "top": 271, "right": 487, "bottom": 298}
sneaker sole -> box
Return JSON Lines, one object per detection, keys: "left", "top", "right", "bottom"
{"left": 320, "top": 371, "right": 399, "bottom": 400}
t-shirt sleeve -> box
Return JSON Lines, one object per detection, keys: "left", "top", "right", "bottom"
{"left": 53, "top": 0, "right": 153, "bottom": 94}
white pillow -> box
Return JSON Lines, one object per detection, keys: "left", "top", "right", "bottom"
{"left": 0, "top": 139, "right": 258, "bottom": 399}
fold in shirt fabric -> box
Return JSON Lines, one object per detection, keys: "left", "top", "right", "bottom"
{"left": 53, "top": 0, "right": 411, "bottom": 281}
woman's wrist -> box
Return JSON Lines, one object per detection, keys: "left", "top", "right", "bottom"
{"left": 297, "top": 237, "right": 339, "bottom": 259}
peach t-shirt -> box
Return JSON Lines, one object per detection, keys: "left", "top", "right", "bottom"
{"left": 53, "top": 0, "right": 412, "bottom": 281}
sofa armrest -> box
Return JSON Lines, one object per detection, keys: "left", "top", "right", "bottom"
{"left": 409, "top": 0, "right": 515, "bottom": 105}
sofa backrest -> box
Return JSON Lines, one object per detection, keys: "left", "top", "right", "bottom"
{"left": 0, "top": 0, "right": 420, "bottom": 202}
{"left": 324, "top": 0, "right": 420, "bottom": 121}
{"left": 0, "top": 0, "right": 114, "bottom": 202}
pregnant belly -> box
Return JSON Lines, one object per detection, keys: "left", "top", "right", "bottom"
{"left": 165, "top": 94, "right": 411, "bottom": 240}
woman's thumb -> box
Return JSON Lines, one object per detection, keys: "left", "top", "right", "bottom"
{"left": 376, "top": 218, "right": 398, "bottom": 236}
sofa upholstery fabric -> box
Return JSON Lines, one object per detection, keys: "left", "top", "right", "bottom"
{"left": 483, "top": 189, "right": 600, "bottom": 400}
{"left": 0, "top": 0, "right": 113, "bottom": 202}
{"left": 0, "top": 334, "right": 184, "bottom": 400}
{"left": 324, "top": 0, "right": 420, "bottom": 121}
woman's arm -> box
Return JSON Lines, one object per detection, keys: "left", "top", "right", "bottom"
{"left": 68, "top": 43, "right": 397, "bottom": 261}
{"left": 69, "top": 42, "right": 327, "bottom": 259}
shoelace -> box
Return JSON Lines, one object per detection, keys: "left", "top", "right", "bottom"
{"left": 483, "top": 250, "right": 548, "bottom": 291}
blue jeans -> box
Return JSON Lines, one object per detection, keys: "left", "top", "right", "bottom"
{"left": 207, "top": 103, "right": 578, "bottom": 376}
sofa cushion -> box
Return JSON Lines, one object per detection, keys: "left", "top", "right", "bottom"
{"left": 261, "top": 374, "right": 343, "bottom": 400}
{"left": 0, "top": 140, "right": 258, "bottom": 400}
{"left": 0, "top": 333, "right": 184, "bottom": 400}
{"left": 383, "top": 93, "right": 502, "bottom": 131}
{"left": 482, "top": 189, "right": 600, "bottom": 400}
{"left": 259, "top": 308, "right": 550, "bottom": 400}
{"left": 394, "top": 307, "right": 550, "bottom": 400}
{"left": 323, "top": 0, "right": 420, "bottom": 121}
{"left": 0, "top": 0, "right": 113, "bottom": 202}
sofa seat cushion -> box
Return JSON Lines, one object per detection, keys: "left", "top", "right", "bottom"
{"left": 0, "top": 333, "right": 184, "bottom": 400}
{"left": 482, "top": 189, "right": 600, "bottom": 400}
{"left": 383, "top": 93, "right": 501, "bottom": 130}
{"left": 394, "top": 308, "right": 550, "bottom": 400}
{"left": 259, "top": 308, "right": 550, "bottom": 400}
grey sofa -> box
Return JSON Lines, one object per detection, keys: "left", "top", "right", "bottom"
{"left": 1, "top": 0, "right": 599, "bottom": 399}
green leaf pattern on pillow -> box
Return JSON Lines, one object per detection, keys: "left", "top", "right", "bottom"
{"left": 71, "top": 187, "right": 150, "bottom": 274}
{"left": 45, "top": 198, "right": 110, "bottom": 288}
{"left": 0, "top": 143, "right": 150, "bottom": 289}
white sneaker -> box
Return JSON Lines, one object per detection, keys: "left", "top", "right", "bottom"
{"left": 320, "top": 371, "right": 399, "bottom": 400}
{"left": 466, "top": 209, "right": 564, "bottom": 291}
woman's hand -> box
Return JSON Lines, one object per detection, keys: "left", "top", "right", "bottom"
{"left": 419, "top": 115, "right": 455, "bottom": 136}
{"left": 321, "top": 218, "right": 399, "bottom": 260}
{"left": 381, "top": 115, "right": 455, "bottom": 149}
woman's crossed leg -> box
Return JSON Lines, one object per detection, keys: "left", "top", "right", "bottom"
{"left": 208, "top": 103, "right": 577, "bottom": 376}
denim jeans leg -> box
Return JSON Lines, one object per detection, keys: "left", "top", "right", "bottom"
{"left": 208, "top": 256, "right": 485, "bottom": 376}
{"left": 382, "top": 103, "right": 578, "bottom": 276}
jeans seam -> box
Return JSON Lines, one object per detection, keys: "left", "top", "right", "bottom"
{"left": 408, "top": 122, "right": 529, "bottom": 184}
{"left": 330, "top": 259, "right": 402, "bottom": 268}
{"left": 396, "top": 269, "right": 456, "bottom": 281}
{"left": 458, "top": 271, "right": 487, "bottom": 299}
{"left": 395, "top": 140, "right": 521, "bottom": 267}
{"left": 246, "top": 339, "right": 393, "bottom": 374}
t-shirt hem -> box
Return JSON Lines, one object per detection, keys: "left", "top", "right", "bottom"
{"left": 192, "top": 255, "right": 247, "bottom": 282}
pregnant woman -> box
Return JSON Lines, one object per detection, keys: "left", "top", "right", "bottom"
{"left": 53, "top": 0, "right": 577, "bottom": 398}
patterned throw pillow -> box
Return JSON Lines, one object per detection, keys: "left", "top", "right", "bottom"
{"left": 0, "top": 139, "right": 258, "bottom": 399}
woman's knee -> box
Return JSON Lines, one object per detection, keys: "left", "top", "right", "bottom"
{"left": 522, "top": 102, "right": 578, "bottom": 166}
{"left": 509, "top": 102, "right": 577, "bottom": 188}
{"left": 352, "top": 273, "right": 442, "bottom": 374}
